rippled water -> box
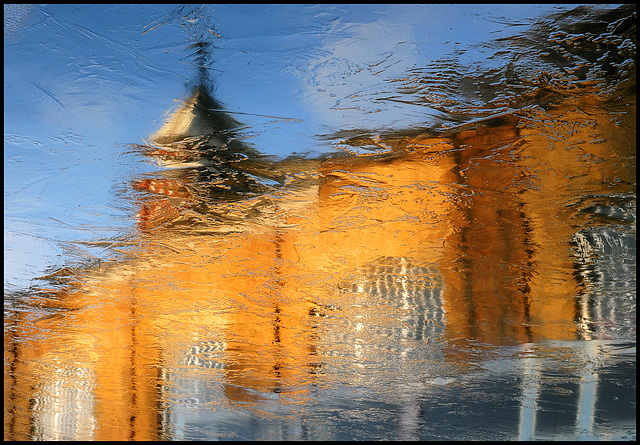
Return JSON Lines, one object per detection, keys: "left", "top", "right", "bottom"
{"left": 4, "top": 4, "right": 636, "bottom": 441}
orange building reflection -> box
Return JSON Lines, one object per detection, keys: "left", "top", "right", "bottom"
{"left": 4, "top": 76, "right": 635, "bottom": 440}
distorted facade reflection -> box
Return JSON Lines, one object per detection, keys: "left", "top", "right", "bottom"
{"left": 4, "top": 4, "right": 635, "bottom": 441}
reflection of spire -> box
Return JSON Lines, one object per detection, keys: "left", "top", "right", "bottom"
{"left": 191, "top": 41, "right": 211, "bottom": 87}
{"left": 150, "top": 39, "right": 242, "bottom": 147}
{"left": 136, "top": 37, "right": 277, "bottom": 230}
{"left": 150, "top": 84, "right": 241, "bottom": 145}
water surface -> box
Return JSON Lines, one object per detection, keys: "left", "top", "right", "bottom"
{"left": 4, "top": 4, "right": 636, "bottom": 441}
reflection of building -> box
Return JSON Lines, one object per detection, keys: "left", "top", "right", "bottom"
{"left": 5, "top": 97, "right": 635, "bottom": 439}
{"left": 517, "top": 339, "right": 636, "bottom": 440}
{"left": 133, "top": 79, "right": 280, "bottom": 230}
{"left": 572, "top": 225, "right": 636, "bottom": 340}
{"left": 4, "top": 6, "right": 636, "bottom": 439}
{"left": 150, "top": 85, "right": 241, "bottom": 146}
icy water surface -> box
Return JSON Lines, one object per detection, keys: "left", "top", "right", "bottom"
{"left": 4, "top": 4, "right": 636, "bottom": 441}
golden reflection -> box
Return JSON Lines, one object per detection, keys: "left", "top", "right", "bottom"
{"left": 5, "top": 70, "right": 635, "bottom": 441}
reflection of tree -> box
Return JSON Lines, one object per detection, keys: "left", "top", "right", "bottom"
{"left": 390, "top": 4, "right": 636, "bottom": 126}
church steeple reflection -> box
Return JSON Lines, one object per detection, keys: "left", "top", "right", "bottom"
{"left": 133, "top": 40, "right": 280, "bottom": 230}
{"left": 150, "top": 42, "right": 243, "bottom": 146}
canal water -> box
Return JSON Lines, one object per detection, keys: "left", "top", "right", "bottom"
{"left": 4, "top": 4, "right": 636, "bottom": 440}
